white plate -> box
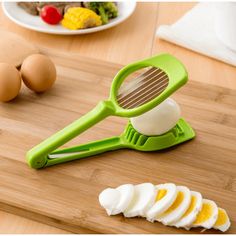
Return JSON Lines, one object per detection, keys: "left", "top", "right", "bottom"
{"left": 2, "top": 2, "right": 136, "bottom": 35}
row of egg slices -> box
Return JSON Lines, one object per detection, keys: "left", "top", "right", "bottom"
{"left": 99, "top": 183, "right": 230, "bottom": 232}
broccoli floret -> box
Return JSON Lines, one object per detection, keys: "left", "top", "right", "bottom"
{"left": 84, "top": 2, "right": 118, "bottom": 24}
{"left": 103, "top": 2, "right": 118, "bottom": 18}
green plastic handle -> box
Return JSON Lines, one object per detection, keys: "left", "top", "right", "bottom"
{"left": 45, "top": 136, "right": 125, "bottom": 167}
{"left": 27, "top": 100, "right": 115, "bottom": 169}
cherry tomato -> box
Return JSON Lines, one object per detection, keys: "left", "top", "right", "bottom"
{"left": 40, "top": 5, "right": 62, "bottom": 25}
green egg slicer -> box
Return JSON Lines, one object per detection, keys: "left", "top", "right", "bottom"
{"left": 27, "top": 54, "right": 195, "bottom": 169}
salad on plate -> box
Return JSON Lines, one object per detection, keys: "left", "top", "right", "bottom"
{"left": 18, "top": 2, "right": 118, "bottom": 30}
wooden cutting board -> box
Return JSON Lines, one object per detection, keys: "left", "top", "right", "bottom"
{"left": 0, "top": 51, "right": 235, "bottom": 234}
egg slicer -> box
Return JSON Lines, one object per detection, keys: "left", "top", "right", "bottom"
{"left": 27, "top": 54, "right": 195, "bottom": 169}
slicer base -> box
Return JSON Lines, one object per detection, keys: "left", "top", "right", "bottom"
{"left": 123, "top": 118, "right": 195, "bottom": 151}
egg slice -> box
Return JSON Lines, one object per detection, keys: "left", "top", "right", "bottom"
{"left": 192, "top": 199, "right": 218, "bottom": 229}
{"left": 213, "top": 207, "right": 231, "bottom": 232}
{"left": 112, "top": 184, "right": 134, "bottom": 215}
{"left": 124, "top": 183, "right": 156, "bottom": 218}
{"left": 99, "top": 188, "right": 121, "bottom": 215}
{"left": 99, "top": 184, "right": 134, "bottom": 216}
{"left": 156, "top": 186, "right": 191, "bottom": 225}
{"left": 146, "top": 183, "right": 177, "bottom": 222}
{"left": 173, "top": 191, "right": 202, "bottom": 229}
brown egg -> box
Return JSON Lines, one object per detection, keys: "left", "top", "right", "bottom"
{"left": 21, "top": 54, "right": 56, "bottom": 93}
{"left": 0, "top": 63, "right": 21, "bottom": 102}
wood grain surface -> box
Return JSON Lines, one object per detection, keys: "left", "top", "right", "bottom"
{"left": 0, "top": 211, "right": 68, "bottom": 234}
{"left": 0, "top": 53, "right": 235, "bottom": 234}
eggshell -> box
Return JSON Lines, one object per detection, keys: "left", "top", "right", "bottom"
{"left": 0, "top": 63, "right": 21, "bottom": 102}
{"left": 130, "top": 98, "right": 181, "bottom": 136}
{"left": 21, "top": 54, "right": 56, "bottom": 92}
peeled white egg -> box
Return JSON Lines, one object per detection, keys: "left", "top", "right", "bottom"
{"left": 99, "top": 188, "right": 120, "bottom": 215}
{"left": 130, "top": 98, "right": 181, "bottom": 136}
{"left": 146, "top": 183, "right": 177, "bottom": 222}
{"left": 124, "top": 183, "right": 156, "bottom": 218}
{"left": 192, "top": 199, "right": 218, "bottom": 229}
{"left": 157, "top": 186, "right": 191, "bottom": 225}
{"left": 173, "top": 191, "right": 203, "bottom": 229}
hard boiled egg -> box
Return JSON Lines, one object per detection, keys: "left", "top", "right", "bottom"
{"left": 156, "top": 186, "right": 191, "bottom": 225}
{"left": 192, "top": 199, "right": 218, "bottom": 229}
{"left": 124, "top": 183, "right": 156, "bottom": 218}
{"left": 213, "top": 207, "right": 231, "bottom": 232}
{"left": 99, "top": 188, "right": 120, "bottom": 216}
{"left": 173, "top": 191, "right": 203, "bottom": 229}
{"left": 130, "top": 98, "right": 181, "bottom": 136}
{"left": 113, "top": 184, "right": 134, "bottom": 215}
{"left": 146, "top": 183, "right": 177, "bottom": 222}
{"left": 99, "top": 184, "right": 134, "bottom": 216}
{"left": 99, "top": 183, "right": 231, "bottom": 232}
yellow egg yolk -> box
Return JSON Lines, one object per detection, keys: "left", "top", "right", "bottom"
{"left": 194, "top": 202, "right": 213, "bottom": 224}
{"left": 214, "top": 208, "right": 228, "bottom": 226}
{"left": 181, "top": 195, "right": 196, "bottom": 218}
{"left": 163, "top": 191, "right": 184, "bottom": 214}
{"left": 155, "top": 189, "right": 167, "bottom": 202}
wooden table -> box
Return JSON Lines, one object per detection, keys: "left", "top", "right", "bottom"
{"left": 0, "top": 2, "right": 235, "bottom": 234}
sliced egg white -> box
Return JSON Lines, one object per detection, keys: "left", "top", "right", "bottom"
{"left": 146, "top": 183, "right": 177, "bottom": 222}
{"left": 124, "top": 183, "right": 156, "bottom": 218}
{"left": 213, "top": 207, "right": 231, "bottom": 232}
{"left": 192, "top": 199, "right": 218, "bottom": 229}
{"left": 99, "top": 184, "right": 134, "bottom": 215}
{"left": 112, "top": 184, "right": 134, "bottom": 215}
{"left": 99, "top": 188, "right": 121, "bottom": 215}
{"left": 156, "top": 186, "right": 191, "bottom": 225}
{"left": 173, "top": 191, "right": 203, "bottom": 228}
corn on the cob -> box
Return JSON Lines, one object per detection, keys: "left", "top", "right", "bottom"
{"left": 61, "top": 7, "right": 102, "bottom": 30}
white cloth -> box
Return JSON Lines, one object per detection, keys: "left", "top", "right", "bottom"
{"left": 156, "top": 3, "right": 236, "bottom": 67}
